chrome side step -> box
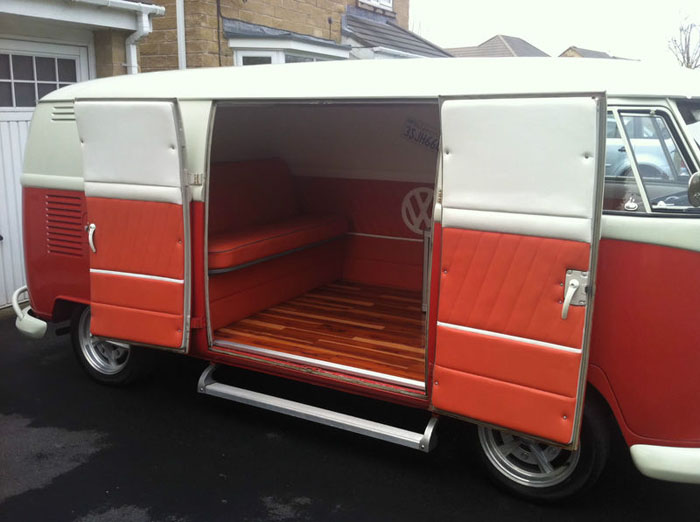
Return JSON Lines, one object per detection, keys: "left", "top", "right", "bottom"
{"left": 198, "top": 364, "right": 439, "bottom": 453}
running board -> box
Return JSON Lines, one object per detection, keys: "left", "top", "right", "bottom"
{"left": 198, "top": 364, "right": 439, "bottom": 453}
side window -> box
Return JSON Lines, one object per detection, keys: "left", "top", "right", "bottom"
{"left": 604, "top": 109, "right": 696, "bottom": 213}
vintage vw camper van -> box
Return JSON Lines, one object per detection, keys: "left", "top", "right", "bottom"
{"left": 12, "top": 58, "right": 700, "bottom": 500}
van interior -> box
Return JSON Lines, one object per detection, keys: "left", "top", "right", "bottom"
{"left": 206, "top": 102, "right": 440, "bottom": 391}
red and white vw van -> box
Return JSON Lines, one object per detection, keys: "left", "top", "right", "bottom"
{"left": 12, "top": 58, "right": 700, "bottom": 500}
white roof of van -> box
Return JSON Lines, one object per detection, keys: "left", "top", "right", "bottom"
{"left": 44, "top": 57, "right": 700, "bottom": 102}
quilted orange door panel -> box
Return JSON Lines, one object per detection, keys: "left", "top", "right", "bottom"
{"left": 87, "top": 197, "right": 187, "bottom": 349}
{"left": 432, "top": 229, "right": 590, "bottom": 444}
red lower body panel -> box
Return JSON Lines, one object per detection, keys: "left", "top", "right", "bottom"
{"left": 89, "top": 271, "right": 184, "bottom": 347}
{"left": 590, "top": 239, "right": 700, "bottom": 445}
{"left": 432, "top": 326, "right": 578, "bottom": 442}
{"left": 86, "top": 197, "right": 186, "bottom": 349}
{"left": 432, "top": 228, "right": 589, "bottom": 444}
{"left": 23, "top": 188, "right": 90, "bottom": 319}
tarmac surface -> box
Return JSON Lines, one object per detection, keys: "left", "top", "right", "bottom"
{"left": 1, "top": 309, "right": 697, "bottom": 521}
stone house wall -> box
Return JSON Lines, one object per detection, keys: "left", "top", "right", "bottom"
{"left": 140, "top": 0, "right": 410, "bottom": 72}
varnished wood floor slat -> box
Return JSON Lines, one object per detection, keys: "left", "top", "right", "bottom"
{"left": 214, "top": 281, "right": 426, "bottom": 382}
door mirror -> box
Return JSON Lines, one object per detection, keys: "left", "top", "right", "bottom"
{"left": 689, "top": 172, "right": 700, "bottom": 207}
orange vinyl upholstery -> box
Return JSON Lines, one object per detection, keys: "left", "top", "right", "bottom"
{"left": 432, "top": 228, "right": 590, "bottom": 444}
{"left": 209, "top": 240, "right": 344, "bottom": 331}
{"left": 438, "top": 227, "right": 589, "bottom": 348}
{"left": 88, "top": 197, "right": 184, "bottom": 279}
{"left": 342, "top": 234, "right": 423, "bottom": 292}
{"left": 209, "top": 159, "right": 298, "bottom": 235}
{"left": 207, "top": 159, "right": 346, "bottom": 328}
{"left": 297, "top": 177, "right": 433, "bottom": 291}
{"left": 208, "top": 214, "right": 347, "bottom": 271}
{"left": 207, "top": 160, "right": 347, "bottom": 272}
{"left": 86, "top": 198, "right": 186, "bottom": 348}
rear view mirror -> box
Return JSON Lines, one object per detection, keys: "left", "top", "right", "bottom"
{"left": 689, "top": 172, "right": 700, "bottom": 207}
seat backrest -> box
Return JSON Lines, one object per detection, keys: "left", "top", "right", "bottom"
{"left": 209, "top": 159, "right": 298, "bottom": 235}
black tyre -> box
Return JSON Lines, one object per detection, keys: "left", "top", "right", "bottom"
{"left": 71, "top": 306, "right": 152, "bottom": 386}
{"left": 476, "top": 396, "right": 610, "bottom": 502}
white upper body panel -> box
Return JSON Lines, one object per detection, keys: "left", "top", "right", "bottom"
{"left": 75, "top": 101, "right": 185, "bottom": 204}
{"left": 441, "top": 96, "right": 603, "bottom": 243}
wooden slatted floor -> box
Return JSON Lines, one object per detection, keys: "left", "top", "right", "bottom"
{"left": 214, "top": 281, "right": 426, "bottom": 383}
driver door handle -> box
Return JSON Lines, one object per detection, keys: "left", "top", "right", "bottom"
{"left": 88, "top": 223, "right": 96, "bottom": 253}
{"left": 561, "top": 279, "right": 580, "bottom": 320}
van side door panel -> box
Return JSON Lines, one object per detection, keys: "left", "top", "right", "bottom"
{"left": 75, "top": 100, "right": 191, "bottom": 350}
{"left": 433, "top": 95, "right": 606, "bottom": 445}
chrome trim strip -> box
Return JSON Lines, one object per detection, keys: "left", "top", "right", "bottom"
{"left": 213, "top": 339, "right": 426, "bottom": 391}
{"left": 436, "top": 322, "right": 582, "bottom": 354}
{"left": 89, "top": 268, "right": 184, "bottom": 284}
{"left": 347, "top": 232, "right": 423, "bottom": 243}
{"left": 198, "top": 364, "right": 437, "bottom": 452}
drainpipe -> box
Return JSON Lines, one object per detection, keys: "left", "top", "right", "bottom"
{"left": 71, "top": 0, "right": 165, "bottom": 74}
{"left": 176, "top": 0, "right": 187, "bottom": 69}
{"left": 124, "top": 10, "right": 151, "bottom": 74}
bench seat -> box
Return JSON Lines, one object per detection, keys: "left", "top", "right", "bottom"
{"left": 208, "top": 213, "right": 348, "bottom": 271}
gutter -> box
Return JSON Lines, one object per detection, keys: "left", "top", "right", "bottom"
{"left": 371, "top": 46, "right": 424, "bottom": 59}
{"left": 71, "top": 0, "right": 165, "bottom": 74}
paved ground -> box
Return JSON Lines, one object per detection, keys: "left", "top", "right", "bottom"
{"left": 0, "top": 311, "right": 697, "bottom": 521}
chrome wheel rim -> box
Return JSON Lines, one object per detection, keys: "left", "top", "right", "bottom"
{"left": 78, "top": 308, "right": 130, "bottom": 375}
{"left": 478, "top": 426, "right": 580, "bottom": 488}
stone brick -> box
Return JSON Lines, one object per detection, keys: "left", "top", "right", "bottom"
{"left": 238, "top": 10, "right": 278, "bottom": 27}
{"left": 393, "top": 0, "right": 409, "bottom": 29}
{"left": 273, "top": 6, "right": 310, "bottom": 25}
{"left": 94, "top": 30, "right": 127, "bottom": 77}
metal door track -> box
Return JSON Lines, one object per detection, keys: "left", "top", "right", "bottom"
{"left": 198, "top": 364, "right": 439, "bottom": 453}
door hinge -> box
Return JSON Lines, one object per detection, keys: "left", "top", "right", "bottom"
{"left": 190, "top": 316, "right": 206, "bottom": 329}
{"left": 187, "top": 170, "right": 203, "bottom": 185}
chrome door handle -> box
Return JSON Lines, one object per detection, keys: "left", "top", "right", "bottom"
{"left": 88, "top": 223, "right": 96, "bottom": 253}
{"left": 561, "top": 278, "right": 580, "bottom": 320}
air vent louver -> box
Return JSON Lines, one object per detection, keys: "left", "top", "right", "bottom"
{"left": 51, "top": 103, "right": 75, "bottom": 122}
{"left": 45, "top": 193, "right": 83, "bottom": 257}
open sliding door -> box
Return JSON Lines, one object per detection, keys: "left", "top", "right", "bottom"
{"left": 75, "top": 100, "right": 191, "bottom": 350}
{"left": 432, "top": 94, "right": 606, "bottom": 446}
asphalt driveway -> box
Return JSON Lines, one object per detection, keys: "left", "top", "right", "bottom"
{"left": 0, "top": 310, "right": 697, "bottom": 521}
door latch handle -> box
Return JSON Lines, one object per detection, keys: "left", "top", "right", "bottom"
{"left": 88, "top": 223, "right": 96, "bottom": 253}
{"left": 561, "top": 278, "right": 580, "bottom": 320}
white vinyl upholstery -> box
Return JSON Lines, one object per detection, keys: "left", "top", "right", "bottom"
{"left": 441, "top": 96, "right": 603, "bottom": 243}
{"left": 75, "top": 100, "right": 184, "bottom": 204}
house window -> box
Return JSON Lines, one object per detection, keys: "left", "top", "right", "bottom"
{"left": 230, "top": 38, "right": 349, "bottom": 66}
{"left": 234, "top": 49, "right": 341, "bottom": 66}
{"left": 360, "top": 0, "right": 393, "bottom": 10}
{"left": 239, "top": 52, "right": 276, "bottom": 66}
{"left": 0, "top": 53, "right": 78, "bottom": 108}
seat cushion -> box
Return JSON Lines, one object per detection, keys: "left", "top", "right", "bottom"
{"left": 208, "top": 214, "right": 348, "bottom": 270}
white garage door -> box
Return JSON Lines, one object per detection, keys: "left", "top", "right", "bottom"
{"left": 0, "top": 39, "right": 88, "bottom": 307}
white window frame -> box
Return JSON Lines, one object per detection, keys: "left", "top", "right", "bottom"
{"left": 360, "top": 0, "right": 394, "bottom": 10}
{"left": 235, "top": 50, "right": 282, "bottom": 66}
{"left": 0, "top": 39, "right": 89, "bottom": 112}
{"left": 230, "top": 37, "right": 349, "bottom": 66}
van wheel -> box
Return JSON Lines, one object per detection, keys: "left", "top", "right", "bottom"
{"left": 476, "top": 398, "right": 610, "bottom": 502}
{"left": 71, "top": 306, "right": 151, "bottom": 386}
